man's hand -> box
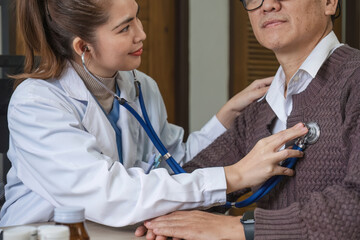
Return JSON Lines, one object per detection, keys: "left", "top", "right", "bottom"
{"left": 142, "top": 210, "right": 245, "bottom": 240}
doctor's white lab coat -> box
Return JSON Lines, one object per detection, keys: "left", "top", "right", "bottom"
{"left": 0, "top": 64, "right": 227, "bottom": 227}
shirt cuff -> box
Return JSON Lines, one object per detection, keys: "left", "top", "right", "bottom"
{"left": 201, "top": 116, "right": 227, "bottom": 140}
{"left": 196, "top": 167, "right": 227, "bottom": 207}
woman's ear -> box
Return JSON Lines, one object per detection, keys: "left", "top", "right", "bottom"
{"left": 72, "top": 37, "right": 90, "bottom": 57}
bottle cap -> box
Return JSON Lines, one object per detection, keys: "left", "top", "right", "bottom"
{"left": 3, "top": 226, "right": 37, "bottom": 240}
{"left": 40, "top": 226, "right": 69, "bottom": 240}
{"left": 54, "top": 206, "right": 85, "bottom": 224}
{"left": 37, "top": 225, "right": 59, "bottom": 240}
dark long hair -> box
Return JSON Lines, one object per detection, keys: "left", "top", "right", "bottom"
{"left": 13, "top": 0, "right": 111, "bottom": 88}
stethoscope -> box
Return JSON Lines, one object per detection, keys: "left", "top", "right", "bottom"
{"left": 81, "top": 51, "right": 185, "bottom": 174}
{"left": 81, "top": 51, "right": 320, "bottom": 208}
{"left": 225, "top": 122, "right": 320, "bottom": 208}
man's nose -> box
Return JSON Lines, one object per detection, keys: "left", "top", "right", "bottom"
{"left": 261, "top": 0, "right": 281, "bottom": 12}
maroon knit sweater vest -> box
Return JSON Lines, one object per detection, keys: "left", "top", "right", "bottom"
{"left": 183, "top": 45, "right": 360, "bottom": 239}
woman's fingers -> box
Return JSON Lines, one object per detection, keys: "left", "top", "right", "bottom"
{"left": 264, "top": 123, "right": 308, "bottom": 150}
{"left": 145, "top": 229, "right": 156, "bottom": 240}
{"left": 242, "top": 77, "right": 273, "bottom": 102}
{"left": 273, "top": 166, "right": 295, "bottom": 176}
{"left": 225, "top": 122, "right": 309, "bottom": 192}
{"left": 272, "top": 149, "right": 304, "bottom": 164}
{"left": 248, "top": 77, "right": 273, "bottom": 90}
{"left": 135, "top": 225, "right": 147, "bottom": 237}
{"left": 250, "top": 86, "right": 270, "bottom": 101}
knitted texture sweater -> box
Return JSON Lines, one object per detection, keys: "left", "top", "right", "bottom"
{"left": 183, "top": 45, "right": 360, "bottom": 239}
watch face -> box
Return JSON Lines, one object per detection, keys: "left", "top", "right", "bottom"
{"left": 241, "top": 211, "right": 255, "bottom": 224}
{"left": 241, "top": 219, "right": 255, "bottom": 224}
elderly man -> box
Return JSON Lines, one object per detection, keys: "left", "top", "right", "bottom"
{"left": 139, "top": 0, "right": 360, "bottom": 239}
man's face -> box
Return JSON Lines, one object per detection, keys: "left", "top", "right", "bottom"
{"left": 248, "top": 0, "right": 338, "bottom": 55}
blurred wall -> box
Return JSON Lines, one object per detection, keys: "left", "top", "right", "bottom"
{"left": 189, "top": 0, "right": 229, "bottom": 132}
{"left": 0, "top": 5, "right": 2, "bottom": 55}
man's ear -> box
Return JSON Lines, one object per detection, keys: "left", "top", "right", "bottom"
{"left": 72, "top": 37, "right": 91, "bottom": 57}
{"left": 324, "top": 0, "right": 338, "bottom": 16}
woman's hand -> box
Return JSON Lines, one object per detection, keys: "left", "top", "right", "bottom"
{"left": 224, "top": 122, "right": 308, "bottom": 193}
{"left": 217, "top": 77, "right": 272, "bottom": 129}
{"left": 135, "top": 225, "right": 160, "bottom": 240}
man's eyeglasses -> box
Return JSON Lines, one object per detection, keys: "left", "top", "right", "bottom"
{"left": 240, "top": 0, "right": 342, "bottom": 15}
{"left": 240, "top": 0, "right": 264, "bottom": 11}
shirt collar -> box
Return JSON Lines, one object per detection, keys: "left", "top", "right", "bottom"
{"left": 263, "top": 67, "right": 287, "bottom": 124}
{"left": 259, "top": 31, "right": 341, "bottom": 102}
{"left": 300, "top": 31, "right": 341, "bottom": 78}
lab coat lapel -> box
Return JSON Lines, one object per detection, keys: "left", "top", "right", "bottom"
{"left": 82, "top": 97, "right": 119, "bottom": 162}
{"left": 59, "top": 64, "right": 119, "bottom": 162}
{"left": 117, "top": 71, "right": 141, "bottom": 169}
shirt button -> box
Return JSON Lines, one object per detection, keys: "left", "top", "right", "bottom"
{"left": 293, "top": 75, "right": 300, "bottom": 82}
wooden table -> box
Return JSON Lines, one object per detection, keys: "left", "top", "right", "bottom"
{"left": 85, "top": 221, "right": 145, "bottom": 240}
{"left": 2, "top": 221, "right": 146, "bottom": 240}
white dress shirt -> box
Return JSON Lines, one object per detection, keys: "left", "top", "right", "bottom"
{"left": 265, "top": 31, "right": 342, "bottom": 135}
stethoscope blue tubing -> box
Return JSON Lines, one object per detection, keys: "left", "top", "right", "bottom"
{"left": 137, "top": 82, "right": 185, "bottom": 174}
{"left": 119, "top": 82, "right": 185, "bottom": 174}
{"left": 121, "top": 82, "right": 303, "bottom": 208}
{"left": 80, "top": 54, "right": 302, "bottom": 204}
{"left": 121, "top": 83, "right": 303, "bottom": 207}
{"left": 224, "top": 144, "right": 304, "bottom": 208}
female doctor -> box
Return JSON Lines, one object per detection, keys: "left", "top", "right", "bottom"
{"left": 0, "top": 0, "right": 307, "bottom": 227}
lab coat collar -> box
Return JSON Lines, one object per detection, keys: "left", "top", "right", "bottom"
{"left": 58, "top": 63, "right": 141, "bottom": 164}
{"left": 59, "top": 62, "right": 139, "bottom": 103}
{"left": 59, "top": 62, "right": 90, "bottom": 101}
{"left": 116, "top": 70, "right": 139, "bottom": 103}
{"left": 58, "top": 62, "right": 120, "bottom": 162}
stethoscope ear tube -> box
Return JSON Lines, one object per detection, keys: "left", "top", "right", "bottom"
{"left": 120, "top": 98, "right": 185, "bottom": 174}
{"left": 120, "top": 82, "right": 185, "bottom": 174}
{"left": 136, "top": 82, "right": 185, "bottom": 173}
{"left": 81, "top": 51, "right": 185, "bottom": 174}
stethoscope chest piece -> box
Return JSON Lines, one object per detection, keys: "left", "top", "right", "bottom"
{"left": 295, "top": 122, "right": 320, "bottom": 148}
{"left": 304, "top": 122, "right": 320, "bottom": 145}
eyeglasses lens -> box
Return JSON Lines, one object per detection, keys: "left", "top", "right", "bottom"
{"left": 242, "top": 0, "right": 263, "bottom": 11}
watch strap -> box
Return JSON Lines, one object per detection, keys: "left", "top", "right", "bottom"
{"left": 240, "top": 211, "right": 255, "bottom": 240}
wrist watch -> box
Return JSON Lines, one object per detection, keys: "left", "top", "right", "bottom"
{"left": 240, "top": 210, "right": 255, "bottom": 240}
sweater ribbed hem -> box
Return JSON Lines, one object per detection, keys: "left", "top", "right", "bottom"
{"left": 255, "top": 203, "right": 306, "bottom": 239}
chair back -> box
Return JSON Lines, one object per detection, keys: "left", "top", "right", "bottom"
{"left": 0, "top": 55, "right": 24, "bottom": 206}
